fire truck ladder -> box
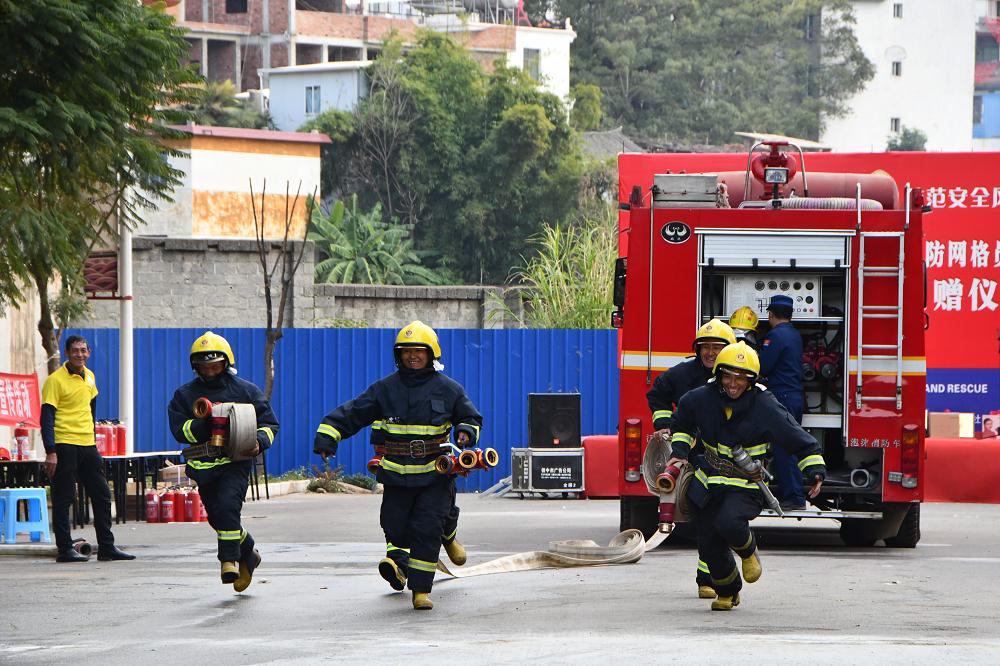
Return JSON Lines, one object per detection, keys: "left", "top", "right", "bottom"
{"left": 855, "top": 229, "right": 905, "bottom": 411}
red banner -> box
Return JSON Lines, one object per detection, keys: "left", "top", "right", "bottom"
{"left": 0, "top": 372, "right": 41, "bottom": 428}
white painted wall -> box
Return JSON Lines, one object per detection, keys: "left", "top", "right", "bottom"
{"left": 189, "top": 150, "right": 320, "bottom": 197}
{"left": 139, "top": 154, "right": 194, "bottom": 237}
{"left": 821, "top": 0, "right": 977, "bottom": 151}
{"left": 512, "top": 25, "right": 576, "bottom": 103}
{"left": 265, "top": 64, "right": 368, "bottom": 131}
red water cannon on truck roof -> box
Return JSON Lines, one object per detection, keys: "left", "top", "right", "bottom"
{"left": 613, "top": 141, "right": 928, "bottom": 547}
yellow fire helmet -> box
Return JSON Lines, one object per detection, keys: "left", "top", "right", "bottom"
{"left": 729, "top": 306, "right": 759, "bottom": 332}
{"left": 713, "top": 341, "right": 760, "bottom": 382}
{"left": 394, "top": 320, "right": 442, "bottom": 360}
{"left": 693, "top": 318, "right": 737, "bottom": 350}
{"left": 190, "top": 331, "right": 235, "bottom": 368}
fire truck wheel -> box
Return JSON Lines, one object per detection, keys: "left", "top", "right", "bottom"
{"left": 838, "top": 519, "right": 877, "bottom": 548}
{"left": 620, "top": 496, "right": 659, "bottom": 540}
{"left": 884, "top": 504, "right": 921, "bottom": 548}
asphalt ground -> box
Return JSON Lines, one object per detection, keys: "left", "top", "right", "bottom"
{"left": 1, "top": 493, "right": 999, "bottom": 664}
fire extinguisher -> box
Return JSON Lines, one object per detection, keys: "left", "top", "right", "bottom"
{"left": 175, "top": 487, "right": 188, "bottom": 522}
{"left": 94, "top": 422, "right": 108, "bottom": 456}
{"left": 185, "top": 488, "right": 204, "bottom": 523}
{"left": 198, "top": 490, "right": 208, "bottom": 522}
{"left": 113, "top": 420, "right": 127, "bottom": 456}
{"left": 160, "top": 488, "right": 177, "bottom": 523}
{"left": 145, "top": 488, "right": 160, "bottom": 523}
{"left": 14, "top": 427, "right": 30, "bottom": 461}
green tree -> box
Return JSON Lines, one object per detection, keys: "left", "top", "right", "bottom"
{"left": 571, "top": 83, "right": 603, "bottom": 131}
{"left": 553, "top": 0, "right": 873, "bottom": 143}
{"left": 886, "top": 126, "right": 927, "bottom": 151}
{"left": 308, "top": 195, "right": 444, "bottom": 285}
{"left": 298, "top": 108, "right": 359, "bottom": 200}
{"left": 0, "top": 0, "right": 198, "bottom": 368}
{"left": 346, "top": 32, "right": 582, "bottom": 284}
{"left": 183, "top": 80, "right": 272, "bottom": 129}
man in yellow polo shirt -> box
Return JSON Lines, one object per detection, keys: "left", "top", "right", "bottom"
{"left": 42, "top": 335, "right": 134, "bottom": 563}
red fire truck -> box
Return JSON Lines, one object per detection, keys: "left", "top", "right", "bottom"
{"left": 613, "top": 141, "right": 927, "bottom": 547}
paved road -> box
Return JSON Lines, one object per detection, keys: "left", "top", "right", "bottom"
{"left": 2, "top": 494, "right": 998, "bottom": 664}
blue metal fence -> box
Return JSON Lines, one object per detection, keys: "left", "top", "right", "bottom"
{"left": 65, "top": 328, "right": 620, "bottom": 491}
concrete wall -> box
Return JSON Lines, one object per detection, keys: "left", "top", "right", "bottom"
{"left": 77, "top": 237, "right": 524, "bottom": 330}
{"left": 821, "top": 0, "right": 977, "bottom": 152}
{"left": 512, "top": 24, "right": 576, "bottom": 103}
{"left": 78, "top": 237, "right": 315, "bottom": 329}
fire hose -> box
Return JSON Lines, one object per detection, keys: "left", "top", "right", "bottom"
{"left": 183, "top": 398, "right": 258, "bottom": 460}
{"left": 436, "top": 442, "right": 671, "bottom": 579}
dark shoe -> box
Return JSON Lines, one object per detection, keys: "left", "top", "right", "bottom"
{"left": 378, "top": 557, "right": 407, "bottom": 592}
{"left": 779, "top": 501, "right": 808, "bottom": 512}
{"left": 97, "top": 545, "right": 136, "bottom": 561}
{"left": 56, "top": 550, "right": 90, "bottom": 563}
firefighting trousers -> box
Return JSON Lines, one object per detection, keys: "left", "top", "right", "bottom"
{"left": 442, "top": 477, "right": 460, "bottom": 543}
{"left": 380, "top": 477, "right": 453, "bottom": 593}
{"left": 186, "top": 460, "right": 255, "bottom": 563}
{"left": 51, "top": 444, "right": 116, "bottom": 552}
{"left": 771, "top": 391, "right": 806, "bottom": 504}
{"left": 692, "top": 491, "right": 762, "bottom": 597}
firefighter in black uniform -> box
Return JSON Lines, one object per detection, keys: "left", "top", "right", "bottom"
{"left": 646, "top": 318, "right": 736, "bottom": 598}
{"left": 168, "top": 331, "right": 279, "bottom": 592}
{"left": 313, "top": 321, "right": 483, "bottom": 611}
{"left": 667, "top": 341, "right": 826, "bottom": 611}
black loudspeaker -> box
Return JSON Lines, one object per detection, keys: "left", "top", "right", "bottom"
{"left": 528, "top": 393, "right": 581, "bottom": 448}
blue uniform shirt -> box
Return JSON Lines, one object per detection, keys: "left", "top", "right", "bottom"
{"left": 758, "top": 321, "right": 803, "bottom": 396}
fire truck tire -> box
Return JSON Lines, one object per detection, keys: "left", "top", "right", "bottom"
{"left": 838, "top": 519, "right": 877, "bottom": 548}
{"left": 884, "top": 504, "right": 921, "bottom": 548}
{"left": 620, "top": 496, "right": 659, "bottom": 540}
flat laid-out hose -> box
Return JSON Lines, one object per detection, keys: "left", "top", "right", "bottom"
{"left": 436, "top": 528, "right": 669, "bottom": 579}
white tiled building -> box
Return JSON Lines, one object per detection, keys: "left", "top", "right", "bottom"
{"left": 820, "top": 0, "right": 977, "bottom": 152}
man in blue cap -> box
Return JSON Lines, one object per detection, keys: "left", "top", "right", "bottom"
{"left": 759, "top": 294, "right": 807, "bottom": 511}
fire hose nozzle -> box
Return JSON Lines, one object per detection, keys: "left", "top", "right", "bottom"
{"left": 731, "top": 446, "right": 783, "bottom": 516}
{"left": 193, "top": 397, "right": 214, "bottom": 419}
{"left": 209, "top": 414, "right": 229, "bottom": 449}
{"left": 435, "top": 454, "right": 458, "bottom": 475}
{"left": 458, "top": 449, "right": 478, "bottom": 470}
{"left": 655, "top": 464, "right": 681, "bottom": 493}
{"left": 481, "top": 448, "right": 500, "bottom": 468}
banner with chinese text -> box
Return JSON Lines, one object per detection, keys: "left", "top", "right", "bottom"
{"left": 619, "top": 152, "right": 1000, "bottom": 414}
{"left": 0, "top": 372, "right": 41, "bottom": 428}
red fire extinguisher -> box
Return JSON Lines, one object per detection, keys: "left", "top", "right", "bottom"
{"left": 198, "top": 490, "right": 208, "bottom": 522}
{"left": 145, "top": 488, "right": 160, "bottom": 523}
{"left": 174, "top": 488, "right": 187, "bottom": 522}
{"left": 185, "top": 488, "right": 204, "bottom": 523}
{"left": 113, "top": 421, "right": 127, "bottom": 456}
{"left": 160, "top": 488, "right": 177, "bottom": 523}
{"left": 14, "top": 427, "right": 30, "bottom": 461}
{"left": 94, "top": 422, "right": 109, "bottom": 456}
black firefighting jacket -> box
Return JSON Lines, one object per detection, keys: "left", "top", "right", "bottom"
{"left": 313, "top": 368, "right": 483, "bottom": 488}
{"left": 669, "top": 382, "right": 826, "bottom": 509}
{"left": 646, "top": 357, "right": 713, "bottom": 431}
{"left": 167, "top": 372, "right": 279, "bottom": 470}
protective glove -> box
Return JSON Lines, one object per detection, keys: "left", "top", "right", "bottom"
{"left": 255, "top": 430, "right": 271, "bottom": 454}
{"left": 456, "top": 429, "right": 474, "bottom": 449}
{"left": 313, "top": 431, "right": 339, "bottom": 458}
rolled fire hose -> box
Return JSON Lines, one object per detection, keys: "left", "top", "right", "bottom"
{"left": 193, "top": 398, "right": 258, "bottom": 461}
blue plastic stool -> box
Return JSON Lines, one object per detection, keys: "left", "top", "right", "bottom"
{"left": 0, "top": 488, "right": 52, "bottom": 544}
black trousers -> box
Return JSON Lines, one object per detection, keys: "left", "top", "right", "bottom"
{"left": 186, "top": 460, "right": 254, "bottom": 563}
{"left": 380, "top": 477, "right": 452, "bottom": 593}
{"left": 51, "top": 443, "right": 115, "bottom": 552}
{"left": 692, "top": 490, "right": 762, "bottom": 597}
{"left": 442, "top": 477, "right": 459, "bottom": 542}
